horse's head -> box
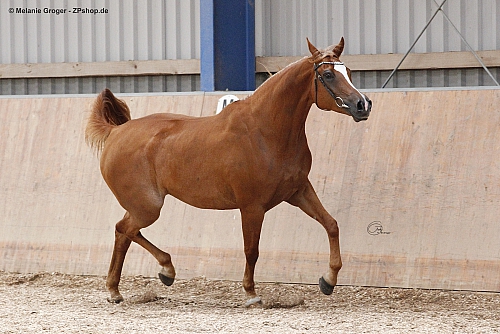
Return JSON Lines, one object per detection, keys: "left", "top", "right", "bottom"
{"left": 308, "top": 37, "right": 372, "bottom": 122}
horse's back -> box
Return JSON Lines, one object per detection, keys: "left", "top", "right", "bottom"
{"left": 141, "top": 112, "right": 197, "bottom": 121}
{"left": 105, "top": 112, "right": 205, "bottom": 147}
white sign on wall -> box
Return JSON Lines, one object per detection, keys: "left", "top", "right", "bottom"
{"left": 216, "top": 95, "right": 239, "bottom": 114}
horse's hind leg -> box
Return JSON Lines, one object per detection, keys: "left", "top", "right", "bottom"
{"left": 128, "top": 230, "right": 176, "bottom": 286}
{"left": 106, "top": 211, "right": 176, "bottom": 303}
{"left": 106, "top": 215, "right": 132, "bottom": 303}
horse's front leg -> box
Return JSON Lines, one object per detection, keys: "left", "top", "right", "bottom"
{"left": 287, "top": 180, "right": 342, "bottom": 295}
{"left": 240, "top": 206, "right": 265, "bottom": 307}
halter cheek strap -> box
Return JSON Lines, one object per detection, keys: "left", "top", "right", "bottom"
{"left": 314, "top": 61, "right": 350, "bottom": 110}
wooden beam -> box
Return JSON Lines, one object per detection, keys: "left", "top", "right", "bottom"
{"left": 1, "top": 50, "right": 499, "bottom": 80}
{"left": 0, "top": 59, "right": 200, "bottom": 79}
{"left": 256, "top": 50, "right": 500, "bottom": 72}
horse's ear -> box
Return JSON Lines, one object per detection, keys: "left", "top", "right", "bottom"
{"left": 332, "top": 37, "right": 345, "bottom": 58}
{"left": 307, "top": 38, "right": 320, "bottom": 58}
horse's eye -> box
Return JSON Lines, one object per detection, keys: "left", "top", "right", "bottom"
{"left": 323, "top": 71, "right": 334, "bottom": 80}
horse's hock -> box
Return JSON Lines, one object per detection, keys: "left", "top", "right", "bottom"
{"left": 1, "top": 88, "right": 500, "bottom": 292}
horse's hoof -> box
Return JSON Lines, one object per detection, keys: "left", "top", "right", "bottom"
{"left": 158, "top": 272, "right": 175, "bottom": 286}
{"left": 319, "top": 276, "right": 334, "bottom": 295}
{"left": 244, "top": 296, "right": 262, "bottom": 308}
{"left": 107, "top": 294, "right": 124, "bottom": 304}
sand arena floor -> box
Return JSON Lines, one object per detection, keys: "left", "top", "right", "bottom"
{"left": 1, "top": 271, "right": 499, "bottom": 333}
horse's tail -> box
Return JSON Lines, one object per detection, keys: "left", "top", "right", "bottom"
{"left": 85, "top": 88, "right": 131, "bottom": 152}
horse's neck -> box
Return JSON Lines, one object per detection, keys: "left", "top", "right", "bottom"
{"left": 247, "top": 57, "right": 314, "bottom": 144}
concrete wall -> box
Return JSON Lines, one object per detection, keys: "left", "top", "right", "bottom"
{"left": 1, "top": 88, "right": 500, "bottom": 291}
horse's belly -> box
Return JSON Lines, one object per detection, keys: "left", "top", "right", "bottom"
{"left": 158, "top": 162, "right": 238, "bottom": 210}
{"left": 167, "top": 182, "right": 238, "bottom": 210}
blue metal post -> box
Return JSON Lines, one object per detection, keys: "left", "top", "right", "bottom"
{"left": 200, "top": 0, "right": 255, "bottom": 91}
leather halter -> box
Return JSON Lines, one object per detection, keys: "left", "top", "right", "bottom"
{"left": 313, "top": 61, "right": 350, "bottom": 110}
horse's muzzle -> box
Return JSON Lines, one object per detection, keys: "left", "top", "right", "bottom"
{"left": 352, "top": 95, "right": 372, "bottom": 122}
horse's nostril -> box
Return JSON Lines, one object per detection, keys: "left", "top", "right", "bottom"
{"left": 357, "top": 100, "right": 364, "bottom": 112}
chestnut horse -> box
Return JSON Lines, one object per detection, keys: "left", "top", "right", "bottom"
{"left": 86, "top": 38, "right": 372, "bottom": 305}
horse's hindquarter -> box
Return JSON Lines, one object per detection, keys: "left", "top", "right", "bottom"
{"left": 99, "top": 115, "right": 183, "bottom": 216}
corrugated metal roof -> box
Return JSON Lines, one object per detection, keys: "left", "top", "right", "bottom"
{"left": 0, "top": 0, "right": 498, "bottom": 93}
{"left": 255, "top": 0, "right": 499, "bottom": 56}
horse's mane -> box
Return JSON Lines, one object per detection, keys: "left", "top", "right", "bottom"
{"left": 249, "top": 56, "right": 308, "bottom": 98}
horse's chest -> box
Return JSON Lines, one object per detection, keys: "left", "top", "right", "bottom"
{"left": 269, "top": 153, "right": 310, "bottom": 192}
{"left": 278, "top": 164, "right": 306, "bottom": 188}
